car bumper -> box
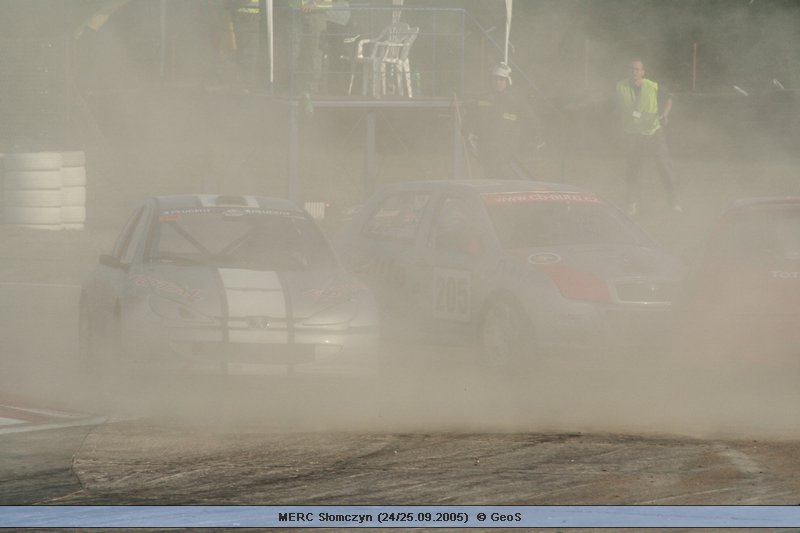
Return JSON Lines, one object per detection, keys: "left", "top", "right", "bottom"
{"left": 123, "top": 321, "right": 381, "bottom": 376}
{"left": 536, "top": 303, "right": 673, "bottom": 356}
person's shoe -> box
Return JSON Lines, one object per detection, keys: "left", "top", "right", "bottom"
{"left": 626, "top": 202, "right": 638, "bottom": 216}
{"left": 672, "top": 203, "right": 683, "bottom": 213}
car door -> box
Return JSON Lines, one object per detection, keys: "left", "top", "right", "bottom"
{"left": 341, "top": 188, "right": 433, "bottom": 340}
{"left": 95, "top": 203, "right": 154, "bottom": 334}
{"left": 411, "top": 194, "right": 493, "bottom": 344}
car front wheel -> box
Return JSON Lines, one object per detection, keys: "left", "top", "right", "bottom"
{"left": 479, "top": 296, "right": 532, "bottom": 370}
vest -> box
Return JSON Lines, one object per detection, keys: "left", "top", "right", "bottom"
{"left": 290, "top": 0, "right": 333, "bottom": 9}
{"left": 616, "top": 78, "right": 661, "bottom": 136}
{"left": 236, "top": 0, "right": 260, "bottom": 15}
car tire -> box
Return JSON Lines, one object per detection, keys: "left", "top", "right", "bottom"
{"left": 61, "top": 205, "right": 86, "bottom": 224}
{"left": 4, "top": 206, "right": 62, "bottom": 226}
{"left": 60, "top": 151, "right": 86, "bottom": 167}
{"left": 479, "top": 296, "right": 532, "bottom": 370}
{"left": 61, "top": 186, "right": 86, "bottom": 206}
{"left": 3, "top": 170, "right": 62, "bottom": 190}
{"left": 3, "top": 189, "right": 62, "bottom": 208}
{"left": 61, "top": 166, "right": 87, "bottom": 187}
{"left": 2, "top": 152, "right": 62, "bottom": 171}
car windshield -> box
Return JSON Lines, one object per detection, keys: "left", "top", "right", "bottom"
{"left": 708, "top": 207, "right": 800, "bottom": 264}
{"left": 483, "top": 192, "right": 651, "bottom": 249}
{"left": 151, "top": 207, "right": 336, "bottom": 270}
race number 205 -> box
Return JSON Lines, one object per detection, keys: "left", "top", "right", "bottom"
{"left": 433, "top": 268, "right": 471, "bottom": 322}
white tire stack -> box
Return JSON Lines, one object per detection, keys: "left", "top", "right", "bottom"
{"left": 2, "top": 152, "right": 64, "bottom": 230}
{"left": 60, "top": 151, "right": 87, "bottom": 230}
{"left": 0, "top": 151, "right": 88, "bottom": 230}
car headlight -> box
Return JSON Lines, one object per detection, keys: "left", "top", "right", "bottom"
{"left": 302, "top": 298, "right": 360, "bottom": 327}
{"left": 148, "top": 294, "right": 215, "bottom": 324}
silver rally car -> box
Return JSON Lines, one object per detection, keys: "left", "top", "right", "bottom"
{"left": 79, "top": 194, "right": 379, "bottom": 375}
{"left": 335, "top": 180, "right": 684, "bottom": 366}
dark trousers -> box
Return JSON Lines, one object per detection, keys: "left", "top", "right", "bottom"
{"left": 624, "top": 129, "right": 678, "bottom": 206}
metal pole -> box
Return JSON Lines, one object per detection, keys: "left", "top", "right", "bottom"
{"left": 692, "top": 42, "right": 697, "bottom": 92}
{"left": 392, "top": 0, "right": 404, "bottom": 23}
{"left": 258, "top": 0, "right": 267, "bottom": 89}
{"left": 64, "top": 35, "right": 72, "bottom": 142}
{"left": 159, "top": 0, "right": 167, "bottom": 79}
{"left": 504, "top": 0, "right": 512, "bottom": 65}
{"left": 584, "top": 37, "right": 589, "bottom": 88}
{"left": 452, "top": 100, "right": 464, "bottom": 180}
{"left": 267, "top": 0, "right": 274, "bottom": 89}
{"left": 460, "top": 9, "right": 465, "bottom": 96}
{"left": 365, "top": 110, "right": 377, "bottom": 196}
{"left": 289, "top": 105, "right": 300, "bottom": 201}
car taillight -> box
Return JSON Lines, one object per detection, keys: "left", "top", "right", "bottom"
{"left": 539, "top": 263, "right": 612, "bottom": 303}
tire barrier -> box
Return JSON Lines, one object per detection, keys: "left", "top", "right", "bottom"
{"left": 3, "top": 151, "right": 62, "bottom": 172}
{"left": 60, "top": 151, "right": 86, "bottom": 168}
{"left": 61, "top": 205, "right": 87, "bottom": 230}
{"left": 1, "top": 151, "right": 88, "bottom": 230}
{"left": 60, "top": 151, "right": 87, "bottom": 230}
{"left": 3, "top": 189, "right": 63, "bottom": 208}
{"left": 4, "top": 206, "right": 62, "bottom": 227}
{"left": 3, "top": 170, "right": 62, "bottom": 190}
{"left": 61, "top": 166, "right": 87, "bottom": 187}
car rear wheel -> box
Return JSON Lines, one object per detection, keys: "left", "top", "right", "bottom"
{"left": 80, "top": 306, "right": 123, "bottom": 381}
{"left": 479, "top": 297, "right": 532, "bottom": 370}
{"left": 77, "top": 301, "right": 94, "bottom": 369}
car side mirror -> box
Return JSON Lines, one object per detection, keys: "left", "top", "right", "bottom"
{"left": 463, "top": 235, "right": 483, "bottom": 256}
{"left": 99, "top": 254, "right": 124, "bottom": 269}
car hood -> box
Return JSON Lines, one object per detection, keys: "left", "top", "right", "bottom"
{"left": 509, "top": 244, "right": 684, "bottom": 304}
{"left": 513, "top": 244, "right": 684, "bottom": 281}
{"left": 136, "top": 264, "right": 365, "bottom": 320}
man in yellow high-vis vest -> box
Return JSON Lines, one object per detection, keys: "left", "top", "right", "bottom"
{"left": 616, "top": 59, "right": 680, "bottom": 216}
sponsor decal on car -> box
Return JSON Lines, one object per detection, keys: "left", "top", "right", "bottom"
{"left": 482, "top": 192, "right": 603, "bottom": 205}
{"left": 433, "top": 268, "right": 471, "bottom": 322}
{"left": 527, "top": 252, "right": 562, "bottom": 265}
{"left": 771, "top": 271, "right": 800, "bottom": 279}
{"left": 302, "top": 282, "right": 364, "bottom": 303}
{"left": 128, "top": 272, "right": 204, "bottom": 300}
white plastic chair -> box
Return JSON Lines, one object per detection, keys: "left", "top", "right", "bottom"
{"left": 380, "top": 26, "right": 418, "bottom": 97}
{"left": 348, "top": 22, "right": 414, "bottom": 98}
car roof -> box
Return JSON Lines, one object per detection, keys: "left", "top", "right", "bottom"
{"left": 378, "top": 179, "right": 590, "bottom": 195}
{"left": 151, "top": 194, "right": 304, "bottom": 213}
{"left": 729, "top": 196, "right": 800, "bottom": 211}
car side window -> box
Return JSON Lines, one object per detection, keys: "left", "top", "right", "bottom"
{"left": 112, "top": 206, "right": 145, "bottom": 261}
{"left": 362, "top": 191, "right": 430, "bottom": 242}
{"left": 431, "top": 197, "right": 481, "bottom": 254}
{"left": 117, "top": 205, "right": 152, "bottom": 265}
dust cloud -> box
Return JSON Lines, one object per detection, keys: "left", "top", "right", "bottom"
{"left": 2, "top": 0, "right": 800, "bottom": 444}
{"left": 7, "top": 329, "right": 798, "bottom": 442}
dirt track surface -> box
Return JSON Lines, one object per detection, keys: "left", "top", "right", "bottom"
{"left": 5, "top": 415, "right": 800, "bottom": 507}
{"left": 66, "top": 427, "right": 800, "bottom": 505}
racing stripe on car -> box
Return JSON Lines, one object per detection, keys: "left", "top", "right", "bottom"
{"left": 218, "top": 269, "right": 288, "bottom": 343}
